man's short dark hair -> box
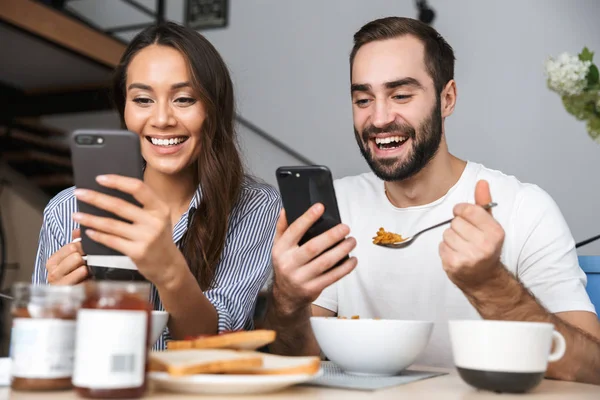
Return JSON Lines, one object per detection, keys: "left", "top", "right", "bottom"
{"left": 350, "top": 17, "right": 455, "bottom": 95}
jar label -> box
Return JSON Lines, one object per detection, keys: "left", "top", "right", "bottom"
{"left": 10, "top": 318, "right": 77, "bottom": 379}
{"left": 72, "top": 309, "right": 148, "bottom": 389}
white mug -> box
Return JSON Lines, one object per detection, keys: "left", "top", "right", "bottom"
{"left": 448, "top": 320, "right": 566, "bottom": 393}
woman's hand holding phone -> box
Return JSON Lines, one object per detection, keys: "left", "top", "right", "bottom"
{"left": 71, "top": 174, "right": 187, "bottom": 288}
{"left": 46, "top": 229, "right": 88, "bottom": 285}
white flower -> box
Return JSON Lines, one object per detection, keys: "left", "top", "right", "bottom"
{"left": 545, "top": 52, "right": 591, "bottom": 96}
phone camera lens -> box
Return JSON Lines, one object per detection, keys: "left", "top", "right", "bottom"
{"left": 76, "top": 135, "right": 94, "bottom": 145}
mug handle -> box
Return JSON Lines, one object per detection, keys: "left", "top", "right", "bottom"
{"left": 548, "top": 331, "right": 566, "bottom": 362}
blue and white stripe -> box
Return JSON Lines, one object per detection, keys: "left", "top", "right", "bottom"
{"left": 32, "top": 176, "right": 281, "bottom": 350}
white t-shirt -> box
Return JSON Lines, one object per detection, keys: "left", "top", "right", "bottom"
{"left": 313, "top": 161, "right": 595, "bottom": 367}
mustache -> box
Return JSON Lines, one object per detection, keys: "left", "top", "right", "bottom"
{"left": 361, "top": 121, "right": 415, "bottom": 142}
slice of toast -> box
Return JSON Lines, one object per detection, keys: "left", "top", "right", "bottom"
{"left": 149, "top": 349, "right": 263, "bottom": 376}
{"left": 150, "top": 349, "right": 321, "bottom": 376}
{"left": 226, "top": 352, "right": 321, "bottom": 375}
{"left": 166, "top": 329, "right": 276, "bottom": 351}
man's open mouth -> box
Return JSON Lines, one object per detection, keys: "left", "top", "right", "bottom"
{"left": 374, "top": 136, "right": 408, "bottom": 150}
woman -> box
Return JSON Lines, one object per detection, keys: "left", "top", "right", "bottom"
{"left": 32, "top": 21, "right": 281, "bottom": 349}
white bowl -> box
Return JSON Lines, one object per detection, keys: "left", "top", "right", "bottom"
{"left": 310, "top": 317, "right": 433, "bottom": 376}
{"left": 151, "top": 310, "right": 169, "bottom": 346}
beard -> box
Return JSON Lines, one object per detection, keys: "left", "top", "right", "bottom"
{"left": 354, "top": 99, "right": 443, "bottom": 182}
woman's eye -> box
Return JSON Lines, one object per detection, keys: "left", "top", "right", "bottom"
{"left": 175, "top": 97, "right": 196, "bottom": 105}
{"left": 133, "top": 98, "right": 152, "bottom": 105}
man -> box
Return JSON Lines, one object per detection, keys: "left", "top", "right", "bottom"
{"left": 264, "top": 16, "right": 600, "bottom": 384}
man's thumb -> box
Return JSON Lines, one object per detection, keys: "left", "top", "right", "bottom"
{"left": 475, "top": 180, "right": 493, "bottom": 209}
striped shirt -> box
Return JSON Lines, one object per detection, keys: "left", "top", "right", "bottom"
{"left": 32, "top": 176, "right": 281, "bottom": 350}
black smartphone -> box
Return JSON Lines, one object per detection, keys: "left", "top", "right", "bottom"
{"left": 70, "top": 129, "right": 146, "bottom": 281}
{"left": 276, "top": 165, "right": 349, "bottom": 267}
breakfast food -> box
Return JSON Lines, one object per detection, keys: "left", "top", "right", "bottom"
{"left": 153, "top": 329, "right": 321, "bottom": 377}
{"left": 149, "top": 349, "right": 263, "bottom": 376}
{"left": 226, "top": 353, "right": 321, "bottom": 375}
{"left": 10, "top": 284, "right": 85, "bottom": 391}
{"left": 372, "top": 227, "right": 405, "bottom": 244}
{"left": 73, "top": 282, "right": 152, "bottom": 399}
{"left": 166, "top": 329, "right": 276, "bottom": 351}
{"left": 149, "top": 350, "right": 321, "bottom": 377}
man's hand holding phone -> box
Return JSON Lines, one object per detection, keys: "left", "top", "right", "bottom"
{"left": 46, "top": 229, "right": 88, "bottom": 285}
{"left": 271, "top": 203, "right": 358, "bottom": 315}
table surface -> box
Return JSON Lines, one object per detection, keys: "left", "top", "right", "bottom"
{"left": 1, "top": 368, "right": 598, "bottom": 400}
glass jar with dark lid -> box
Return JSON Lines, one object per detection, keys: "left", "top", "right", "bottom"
{"left": 10, "top": 283, "right": 85, "bottom": 391}
{"left": 72, "top": 281, "right": 152, "bottom": 399}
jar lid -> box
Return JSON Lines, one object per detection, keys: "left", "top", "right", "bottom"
{"left": 84, "top": 281, "right": 152, "bottom": 295}
{"left": 12, "top": 283, "right": 86, "bottom": 312}
{"left": 13, "top": 282, "right": 86, "bottom": 298}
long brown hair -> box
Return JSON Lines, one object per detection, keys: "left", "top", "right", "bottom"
{"left": 112, "top": 22, "right": 244, "bottom": 290}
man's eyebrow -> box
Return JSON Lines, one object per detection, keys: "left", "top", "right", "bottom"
{"left": 351, "top": 83, "right": 371, "bottom": 93}
{"left": 384, "top": 77, "right": 423, "bottom": 90}
{"left": 351, "top": 77, "right": 424, "bottom": 94}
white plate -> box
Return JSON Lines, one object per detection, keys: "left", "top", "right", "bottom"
{"left": 149, "top": 369, "right": 323, "bottom": 395}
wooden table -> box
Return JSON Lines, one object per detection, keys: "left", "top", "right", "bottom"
{"left": 1, "top": 370, "right": 598, "bottom": 399}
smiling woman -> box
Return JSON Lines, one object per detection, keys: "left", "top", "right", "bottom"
{"left": 31, "top": 22, "right": 282, "bottom": 351}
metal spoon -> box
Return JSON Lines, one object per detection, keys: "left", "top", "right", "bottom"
{"left": 374, "top": 202, "right": 497, "bottom": 249}
{"left": 0, "top": 293, "right": 13, "bottom": 301}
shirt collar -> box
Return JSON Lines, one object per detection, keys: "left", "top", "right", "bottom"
{"left": 172, "top": 185, "right": 202, "bottom": 245}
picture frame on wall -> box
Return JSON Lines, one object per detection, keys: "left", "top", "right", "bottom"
{"left": 185, "top": 0, "right": 228, "bottom": 30}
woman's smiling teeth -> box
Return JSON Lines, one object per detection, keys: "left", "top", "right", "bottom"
{"left": 148, "top": 137, "right": 188, "bottom": 147}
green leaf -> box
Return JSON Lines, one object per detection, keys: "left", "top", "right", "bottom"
{"left": 586, "top": 117, "right": 600, "bottom": 143}
{"left": 562, "top": 92, "right": 597, "bottom": 121}
{"left": 579, "top": 47, "right": 594, "bottom": 62}
{"left": 588, "top": 64, "right": 599, "bottom": 86}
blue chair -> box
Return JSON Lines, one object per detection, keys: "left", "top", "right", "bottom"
{"left": 578, "top": 256, "right": 600, "bottom": 317}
